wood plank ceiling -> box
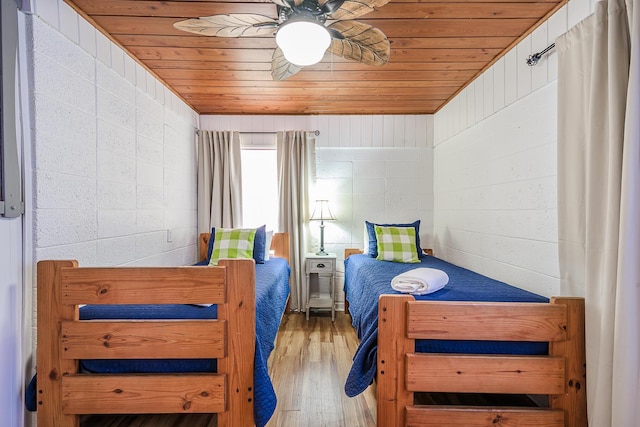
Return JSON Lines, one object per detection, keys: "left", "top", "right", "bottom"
{"left": 64, "top": 0, "right": 566, "bottom": 115}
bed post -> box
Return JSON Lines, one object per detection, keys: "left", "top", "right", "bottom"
{"left": 270, "top": 232, "right": 290, "bottom": 265}
{"left": 199, "top": 233, "right": 210, "bottom": 262}
{"left": 36, "top": 260, "right": 79, "bottom": 427}
{"left": 217, "top": 259, "right": 256, "bottom": 427}
{"left": 549, "top": 297, "right": 587, "bottom": 427}
{"left": 377, "top": 294, "right": 415, "bottom": 427}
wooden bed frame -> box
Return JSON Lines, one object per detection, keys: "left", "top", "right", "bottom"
{"left": 344, "top": 250, "right": 587, "bottom": 427}
{"left": 36, "top": 232, "right": 289, "bottom": 427}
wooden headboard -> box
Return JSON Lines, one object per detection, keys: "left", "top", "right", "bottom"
{"left": 344, "top": 247, "right": 433, "bottom": 259}
{"left": 199, "top": 232, "right": 290, "bottom": 265}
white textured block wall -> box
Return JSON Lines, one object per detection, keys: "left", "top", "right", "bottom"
{"left": 435, "top": 83, "right": 559, "bottom": 296}
{"left": 432, "top": 0, "right": 596, "bottom": 297}
{"left": 435, "top": 0, "right": 596, "bottom": 143}
{"left": 321, "top": 147, "right": 433, "bottom": 307}
{"left": 22, "top": 4, "right": 197, "bottom": 425}
{"left": 315, "top": 147, "right": 434, "bottom": 253}
{"left": 27, "top": 9, "right": 198, "bottom": 269}
{"left": 200, "top": 115, "right": 434, "bottom": 307}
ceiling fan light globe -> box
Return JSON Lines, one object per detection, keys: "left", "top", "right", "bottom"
{"left": 276, "top": 21, "right": 331, "bottom": 66}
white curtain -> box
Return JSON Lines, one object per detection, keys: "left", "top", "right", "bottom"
{"left": 277, "top": 131, "right": 316, "bottom": 311}
{"left": 197, "top": 130, "right": 243, "bottom": 233}
{"left": 557, "top": 0, "right": 640, "bottom": 425}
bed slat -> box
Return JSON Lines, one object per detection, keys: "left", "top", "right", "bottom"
{"left": 61, "top": 267, "right": 226, "bottom": 305}
{"left": 407, "top": 301, "right": 567, "bottom": 342}
{"left": 61, "top": 320, "right": 226, "bottom": 359}
{"left": 61, "top": 374, "right": 225, "bottom": 414}
{"left": 406, "top": 353, "right": 565, "bottom": 395}
{"left": 405, "top": 406, "right": 564, "bottom": 427}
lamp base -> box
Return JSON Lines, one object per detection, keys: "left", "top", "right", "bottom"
{"left": 316, "top": 220, "right": 330, "bottom": 256}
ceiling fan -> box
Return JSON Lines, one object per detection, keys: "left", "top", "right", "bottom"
{"left": 173, "top": 0, "right": 391, "bottom": 81}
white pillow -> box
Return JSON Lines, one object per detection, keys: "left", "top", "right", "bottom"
{"left": 363, "top": 222, "right": 369, "bottom": 254}
{"left": 264, "top": 230, "right": 274, "bottom": 261}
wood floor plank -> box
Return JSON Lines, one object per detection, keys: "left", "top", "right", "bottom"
{"left": 81, "top": 313, "right": 376, "bottom": 427}
{"left": 335, "top": 335, "right": 377, "bottom": 427}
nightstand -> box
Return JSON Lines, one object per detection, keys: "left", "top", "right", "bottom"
{"left": 305, "top": 253, "right": 337, "bottom": 321}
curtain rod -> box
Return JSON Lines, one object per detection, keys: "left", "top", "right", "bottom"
{"left": 239, "top": 130, "right": 320, "bottom": 136}
{"left": 526, "top": 43, "right": 556, "bottom": 66}
{"left": 195, "top": 130, "right": 320, "bottom": 136}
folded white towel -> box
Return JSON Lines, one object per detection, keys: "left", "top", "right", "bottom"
{"left": 391, "top": 268, "right": 449, "bottom": 295}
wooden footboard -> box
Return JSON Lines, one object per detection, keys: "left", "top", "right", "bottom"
{"left": 36, "top": 258, "right": 256, "bottom": 427}
{"left": 377, "top": 295, "right": 587, "bottom": 427}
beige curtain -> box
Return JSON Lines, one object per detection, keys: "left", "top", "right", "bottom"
{"left": 557, "top": 0, "right": 639, "bottom": 425}
{"left": 277, "top": 131, "right": 316, "bottom": 311}
{"left": 197, "top": 130, "right": 243, "bottom": 233}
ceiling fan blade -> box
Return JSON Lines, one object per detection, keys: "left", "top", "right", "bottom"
{"left": 271, "top": 47, "right": 303, "bottom": 81}
{"left": 271, "top": 0, "right": 290, "bottom": 7}
{"left": 173, "top": 14, "right": 278, "bottom": 37}
{"left": 320, "top": 0, "right": 347, "bottom": 15}
{"left": 327, "top": 21, "right": 390, "bottom": 66}
{"left": 327, "top": 0, "right": 390, "bottom": 20}
{"left": 274, "top": 0, "right": 303, "bottom": 7}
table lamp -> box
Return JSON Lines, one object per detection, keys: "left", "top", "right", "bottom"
{"left": 309, "top": 199, "right": 336, "bottom": 256}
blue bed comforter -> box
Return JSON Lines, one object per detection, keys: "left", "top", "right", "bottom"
{"left": 27, "top": 258, "right": 289, "bottom": 427}
{"left": 344, "top": 254, "right": 548, "bottom": 397}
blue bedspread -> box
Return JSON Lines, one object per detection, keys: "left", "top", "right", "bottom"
{"left": 344, "top": 254, "right": 548, "bottom": 397}
{"left": 27, "top": 258, "right": 289, "bottom": 427}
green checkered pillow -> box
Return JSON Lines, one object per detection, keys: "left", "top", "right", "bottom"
{"left": 208, "top": 228, "right": 257, "bottom": 266}
{"left": 374, "top": 225, "right": 420, "bottom": 263}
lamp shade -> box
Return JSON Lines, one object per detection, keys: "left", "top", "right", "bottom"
{"left": 310, "top": 200, "right": 336, "bottom": 221}
{"left": 275, "top": 20, "right": 331, "bottom": 66}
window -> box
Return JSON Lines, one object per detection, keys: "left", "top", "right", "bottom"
{"left": 241, "top": 147, "right": 278, "bottom": 231}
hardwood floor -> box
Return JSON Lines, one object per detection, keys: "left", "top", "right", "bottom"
{"left": 267, "top": 313, "right": 376, "bottom": 427}
{"left": 81, "top": 312, "right": 376, "bottom": 427}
